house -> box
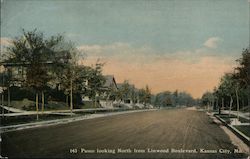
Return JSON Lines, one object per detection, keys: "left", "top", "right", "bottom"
{"left": 82, "top": 75, "right": 118, "bottom": 101}
{"left": 116, "top": 83, "right": 137, "bottom": 104}
{"left": 102, "top": 75, "right": 118, "bottom": 92}
{"left": 1, "top": 62, "right": 28, "bottom": 87}
{"left": 98, "top": 75, "right": 118, "bottom": 108}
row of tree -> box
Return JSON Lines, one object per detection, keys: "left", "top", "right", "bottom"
{"left": 0, "top": 29, "right": 153, "bottom": 118}
{"left": 152, "top": 90, "right": 196, "bottom": 108}
{"left": 109, "top": 80, "right": 151, "bottom": 106}
{"left": 0, "top": 29, "right": 108, "bottom": 118}
{"left": 201, "top": 48, "right": 250, "bottom": 116}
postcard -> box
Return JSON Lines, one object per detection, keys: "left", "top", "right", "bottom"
{"left": 0, "top": 0, "right": 249, "bottom": 158}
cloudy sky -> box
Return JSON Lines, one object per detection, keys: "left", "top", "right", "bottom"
{"left": 1, "top": 0, "right": 249, "bottom": 98}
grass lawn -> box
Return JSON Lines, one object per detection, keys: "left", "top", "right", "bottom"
{"left": 0, "top": 107, "right": 13, "bottom": 114}
{"left": 215, "top": 114, "right": 250, "bottom": 123}
{"left": 215, "top": 114, "right": 250, "bottom": 139}
{"left": 240, "top": 105, "right": 250, "bottom": 112}
{"left": 12, "top": 99, "right": 35, "bottom": 110}
{"left": 234, "top": 125, "right": 250, "bottom": 138}
{"left": 80, "top": 101, "right": 102, "bottom": 109}
{"left": 0, "top": 114, "right": 74, "bottom": 126}
{"left": 4, "top": 99, "right": 102, "bottom": 111}
{"left": 3, "top": 99, "right": 34, "bottom": 110}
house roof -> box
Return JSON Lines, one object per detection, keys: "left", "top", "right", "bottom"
{"left": 1, "top": 61, "right": 53, "bottom": 67}
{"left": 103, "top": 75, "right": 117, "bottom": 89}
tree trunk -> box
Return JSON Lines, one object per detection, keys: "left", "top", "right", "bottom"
{"left": 248, "top": 93, "right": 250, "bottom": 107}
{"left": 66, "top": 95, "right": 68, "bottom": 107}
{"left": 210, "top": 101, "right": 212, "bottom": 111}
{"left": 42, "top": 91, "right": 44, "bottom": 113}
{"left": 70, "top": 78, "right": 73, "bottom": 116}
{"left": 222, "top": 98, "right": 224, "bottom": 110}
{"left": 242, "top": 99, "right": 244, "bottom": 111}
{"left": 106, "top": 94, "right": 110, "bottom": 107}
{"left": 216, "top": 98, "right": 218, "bottom": 112}
{"left": 212, "top": 100, "right": 215, "bottom": 110}
{"left": 7, "top": 86, "right": 10, "bottom": 113}
{"left": 219, "top": 98, "right": 224, "bottom": 115}
{"left": 94, "top": 94, "right": 97, "bottom": 114}
{"left": 1, "top": 94, "right": 3, "bottom": 105}
{"left": 229, "top": 95, "right": 233, "bottom": 117}
{"left": 219, "top": 98, "right": 223, "bottom": 115}
{"left": 36, "top": 93, "right": 39, "bottom": 120}
{"left": 2, "top": 93, "right": 4, "bottom": 116}
{"left": 212, "top": 101, "right": 213, "bottom": 111}
{"left": 235, "top": 88, "right": 240, "bottom": 120}
{"left": 2, "top": 71, "right": 4, "bottom": 116}
{"left": 248, "top": 86, "right": 250, "bottom": 107}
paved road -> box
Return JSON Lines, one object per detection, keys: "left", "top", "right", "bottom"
{"left": 1, "top": 108, "right": 248, "bottom": 158}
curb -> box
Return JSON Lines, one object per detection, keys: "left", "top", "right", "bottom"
{"left": 214, "top": 115, "right": 250, "bottom": 147}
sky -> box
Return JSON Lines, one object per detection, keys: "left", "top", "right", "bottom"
{"left": 1, "top": 0, "right": 249, "bottom": 98}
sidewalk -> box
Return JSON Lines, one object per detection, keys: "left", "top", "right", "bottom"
{"left": 0, "top": 104, "right": 28, "bottom": 113}
{"left": 0, "top": 105, "right": 126, "bottom": 117}
{"left": 222, "top": 110, "right": 250, "bottom": 120}
{"left": 213, "top": 114, "right": 250, "bottom": 147}
{"left": 211, "top": 114, "right": 250, "bottom": 154}
{"left": 0, "top": 108, "right": 157, "bottom": 133}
